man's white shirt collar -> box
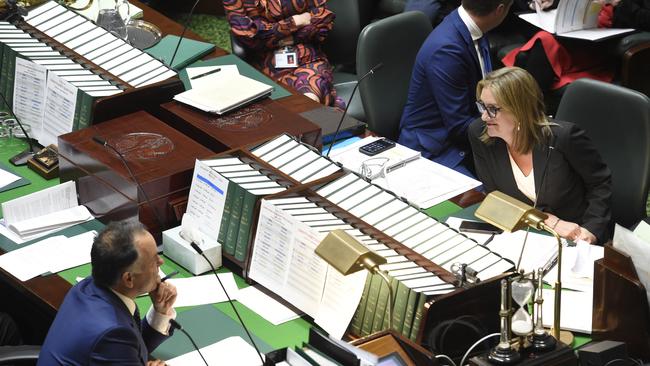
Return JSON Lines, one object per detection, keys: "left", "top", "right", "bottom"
{"left": 111, "top": 288, "right": 137, "bottom": 316}
{"left": 458, "top": 6, "right": 484, "bottom": 41}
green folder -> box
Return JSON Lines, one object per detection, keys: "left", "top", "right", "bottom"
{"left": 144, "top": 35, "right": 216, "bottom": 71}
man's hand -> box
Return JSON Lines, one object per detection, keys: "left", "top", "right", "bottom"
{"left": 149, "top": 281, "right": 177, "bottom": 316}
{"left": 148, "top": 359, "right": 166, "bottom": 366}
{"left": 292, "top": 12, "right": 312, "bottom": 27}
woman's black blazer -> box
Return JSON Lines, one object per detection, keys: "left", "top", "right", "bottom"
{"left": 468, "top": 118, "right": 612, "bottom": 243}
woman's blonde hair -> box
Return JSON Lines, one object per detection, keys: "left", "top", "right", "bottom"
{"left": 477, "top": 66, "right": 553, "bottom": 154}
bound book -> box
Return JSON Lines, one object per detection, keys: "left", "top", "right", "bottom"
{"left": 173, "top": 73, "right": 273, "bottom": 115}
{"left": 519, "top": 0, "right": 633, "bottom": 40}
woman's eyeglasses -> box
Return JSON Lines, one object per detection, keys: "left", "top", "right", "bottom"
{"left": 476, "top": 100, "right": 502, "bottom": 119}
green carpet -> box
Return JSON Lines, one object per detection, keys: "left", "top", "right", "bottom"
{"left": 180, "top": 13, "right": 232, "bottom": 53}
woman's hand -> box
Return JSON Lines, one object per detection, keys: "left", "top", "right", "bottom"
{"left": 577, "top": 227, "right": 597, "bottom": 244}
{"left": 529, "top": 0, "right": 554, "bottom": 10}
{"left": 292, "top": 12, "right": 312, "bottom": 27}
{"left": 544, "top": 214, "right": 581, "bottom": 241}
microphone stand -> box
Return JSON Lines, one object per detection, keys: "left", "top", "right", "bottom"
{"left": 91, "top": 136, "right": 166, "bottom": 234}
{"left": 326, "top": 63, "right": 383, "bottom": 157}
{"left": 0, "top": 90, "right": 40, "bottom": 166}
{"left": 190, "top": 242, "right": 266, "bottom": 366}
{"left": 168, "top": 0, "right": 202, "bottom": 71}
{"left": 169, "top": 319, "right": 209, "bottom": 366}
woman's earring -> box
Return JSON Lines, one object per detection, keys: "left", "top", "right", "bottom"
{"left": 517, "top": 123, "right": 521, "bottom": 131}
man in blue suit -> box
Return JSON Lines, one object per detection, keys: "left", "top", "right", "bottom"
{"left": 398, "top": 0, "right": 512, "bottom": 176}
{"left": 39, "top": 221, "right": 177, "bottom": 365}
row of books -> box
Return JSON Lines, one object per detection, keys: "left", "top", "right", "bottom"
{"left": 0, "top": 24, "right": 117, "bottom": 136}
{"left": 184, "top": 134, "right": 513, "bottom": 340}
{"left": 0, "top": 0, "right": 176, "bottom": 146}
{"left": 184, "top": 134, "right": 342, "bottom": 266}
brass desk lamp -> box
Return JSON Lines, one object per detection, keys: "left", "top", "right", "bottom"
{"left": 475, "top": 191, "right": 567, "bottom": 344}
{"left": 315, "top": 229, "right": 394, "bottom": 330}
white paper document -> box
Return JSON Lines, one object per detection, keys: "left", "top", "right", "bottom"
{"left": 0, "top": 169, "right": 21, "bottom": 190}
{"left": 167, "top": 336, "right": 263, "bottom": 366}
{"left": 0, "top": 230, "right": 95, "bottom": 281}
{"left": 184, "top": 160, "right": 229, "bottom": 240}
{"left": 0, "top": 236, "right": 62, "bottom": 281}
{"left": 174, "top": 72, "right": 273, "bottom": 115}
{"left": 236, "top": 286, "right": 301, "bottom": 326}
{"left": 446, "top": 217, "right": 558, "bottom": 273}
{"left": 518, "top": 0, "right": 633, "bottom": 40}
{"left": 542, "top": 288, "right": 593, "bottom": 333}
{"left": 543, "top": 240, "right": 604, "bottom": 292}
{"left": 2, "top": 180, "right": 77, "bottom": 224}
{"left": 315, "top": 269, "right": 368, "bottom": 339}
{"left": 613, "top": 224, "right": 650, "bottom": 308}
{"left": 167, "top": 273, "right": 239, "bottom": 308}
{"left": 248, "top": 199, "right": 366, "bottom": 339}
{"left": 7, "top": 205, "right": 92, "bottom": 237}
{"left": 330, "top": 137, "right": 421, "bottom": 179}
{"left": 13, "top": 57, "right": 47, "bottom": 140}
{"left": 40, "top": 72, "right": 78, "bottom": 147}
{"left": 187, "top": 64, "right": 239, "bottom": 89}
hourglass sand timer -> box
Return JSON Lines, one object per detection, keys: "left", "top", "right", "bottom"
{"left": 511, "top": 276, "right": 535, "bottom": 338}
{"left": 488, "top": 279, "right": 520, "bottom": 364}
{"left": 531, "top": 268, "right": 556, "bottom": 351}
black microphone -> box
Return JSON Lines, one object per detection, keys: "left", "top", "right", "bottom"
{"left": 189, "top": 242, "right": 266, "bottom": 365}
{"left": 91, "top": 135, "right": 165, "bottom": 234}
{"left": 326, "top": 62, "right": 384, "bottom": 157}
{"left": 168, "top": 0, "right": 202, "bottom": 71}
{"left": 169, "top": 319, "right": 209, "bottom": 366}
{"left": 0, "top": 90, "right": 40, "bottom": 166}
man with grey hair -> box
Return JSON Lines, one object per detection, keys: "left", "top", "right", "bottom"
{"left": 39, "top": 221, "right": 177, "bottom": 365}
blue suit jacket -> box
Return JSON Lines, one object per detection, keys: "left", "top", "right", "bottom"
{"left": 38, "top": 278, "right": 169, "bottom": 365}
{"left": 398, "top": 9, "right": 484, "bottom": 171}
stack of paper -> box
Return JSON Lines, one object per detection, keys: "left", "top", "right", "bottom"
{"left": 0, "top": 231, "right": 96, "bottom": 281}
{"left": 330, "top": 138, "right": 481, "bottom": 208}
{"left": 0, "top": 181, "right": 93, "bottom": 243}
{"left": 174, "top": 65, "right": 273, "bottom": 115}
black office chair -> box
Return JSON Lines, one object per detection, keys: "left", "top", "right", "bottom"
{"left": 0, "top": 345, "right": 40, "bottom": 365}
{"left": 356, "top": 11, "right": 432, "bottom": 140}
{"left": 325, "top": 0, "right": 366, "bottom": 121}
{"left": 555, "top": 78, "right": 650, "bottom": 228}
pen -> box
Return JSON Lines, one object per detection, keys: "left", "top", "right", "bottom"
{"left": 483, "top": 233, "right": 495, "bottom": 246}
{"left": 190, "top": 68, "right": 221, "bottom": 80}
{"left": 161, "top": 270, "right": 179, "bottom": 282}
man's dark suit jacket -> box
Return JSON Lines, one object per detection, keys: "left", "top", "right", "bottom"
{"left": 398, "top": 9, "right": 484, "bottom": 171}
{"left": 38, "top": 277, "right": 169, "bottom": 365}
{"left": 468, "top": 118, "right": 612, "bottom": 243}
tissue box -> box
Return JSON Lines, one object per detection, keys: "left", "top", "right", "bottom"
{"left": 163, "top": 226, "right": 222, "bottom": 275}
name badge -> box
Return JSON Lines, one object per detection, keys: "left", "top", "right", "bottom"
{"left": 274, "top": 47, "right": 298, "bottom": 68}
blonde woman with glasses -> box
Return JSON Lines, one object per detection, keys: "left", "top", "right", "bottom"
{"left": 468, "top": 67, "right": 612, "bottom": 244}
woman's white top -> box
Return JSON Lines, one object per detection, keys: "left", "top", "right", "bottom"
{"left": 508, "top": 151, "right": 536, "bottom": 202}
